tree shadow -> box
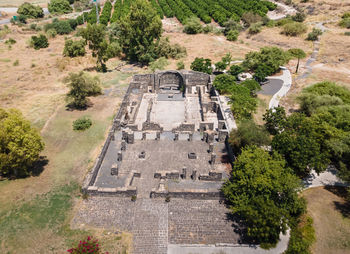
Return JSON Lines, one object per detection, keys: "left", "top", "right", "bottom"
{"left": 65, "top": 100, "right": 94, "bottom": 111}
{"left": 325, "top": 186, "right": 350, "bottom": 218}
{"left": 29, "top": 156, "right": 49, "bottom": 177}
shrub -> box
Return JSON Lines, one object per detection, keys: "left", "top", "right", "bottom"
{"left": 155, "top": 37, "right": 187, "bottom": 59}
{"left": 150, "top": 57, "right": 169, "bottom": 72}
{"left": 5, "top": 38, "right": 16, "bottom": 45}
{"left": 46, "top": 28, "right": 57, "bottom": 38}
{"left": 68, "top": 19, "right": 78, "bottom": 30}
{"left": 248, "top": 22, "right": 262, "bottom": 34}
{"left": 190, "top": 57, "right": 212, "bottom": 74}
{"left": 11, "top": 14, "right": 27, "bottom": 25}
{"left": 52, "top": 20, "right": 73, "bottom": 34}
{"left": 342, "top": 12, "right": 350, "bottom": 19}
{"left": 241, "top": 79, "right": 261, "bottom": 96}
{"left": 74, "top": 0, "right": 92, "bottom": 11}
{"left": 282, "top": 22, "right": 307, "bottom": 36}
{"left": 292, "top": 12, "right": 306, "bottom": 22}
{"left": 183, "top": 17, "right": 202, "bottom": 34}
{"left": 241, "top": 12, "right": 262, "bottom": 27}
{"left": 18, "top": 2, "right": 44, "bottom": 19}
{"left": 31, "top": 34, "right": 49, "bottom": 50}
{"left": 13, "top": 60, "right": 19, "bottom": 66}
{"left": 345, "top": 31, "right": 350, "bottom": 36}
{"left": 73, "top": 116, "right": 92, "bottom": 131}
{"left": 229, "top": 65, "right": 244, "bottom": 77}
{"left": 224, "top": 19, "right": 242, "bottom": 35}
{"left": 226, "top": 29, "right": 239, "bottom": 41}
{"left": 67, "top": 236, "right": 102, "bottom": 253}
{"left": 63, "top": 39, "right": 86, "bottom": 57}
{"left": 177, "top": 60, "right": 185, "bottom": 70}
{"left": 339, "top": 18, "right": 350, "bottom": 29}
{"left": 48, "top": 0, "right": 73, "bottom": 14}
{"left": 203, "top": 25, "right": 213, "bottom": 34}
{"left": 306, "top": 28, "right": 323, "bottom": 41}
{"left": 131, "top": 195, "right": 137, "bottom": 202}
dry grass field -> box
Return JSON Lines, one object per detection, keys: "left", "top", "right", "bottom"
{"left": 303, "top": 187, "right": 350, "bottom": 254}
{"left": 0, "top": 0, "right": 50, "bottom": 8}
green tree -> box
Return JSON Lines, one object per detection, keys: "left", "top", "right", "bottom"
{"left": 288, "top": 48, "right": 306, "bottom": 73}
{"left": 63, "top": 39, "right": 86, "bottom": 57}
{"left": 118, "top": 0, "right": 162, "bottom": 64}
{"left": 0, "top": 108, "right": 45, "bottom": 177}
{"left": 241, "top": 79, "right": 261, "bottom": 96}
{"left": 81, "top": 23, "right": 121, "bottom": 72}
{"left": 222, "top": 146, "right": 305, "bottom": 245}
{"left": 17, "top": 2, "right": 44, "bottom": 18}
{"left": 229, "top": 119, "right": 270, "bottom": 154}
{"left": 48, "top": 0, "right": 73, "bottom": 14}
{"left": 190, "top": 57, "right": 212, "bottom": 74}
{"left": 213, "top": 74, "right": 236, "bottom": 94}
{"left": 263, "top": 106, "right": 287, "bottom": 135}
{"left": 31, "top": 34, "right": 49, "bottom": 50}
{"left": 272, "top": 113, "right": 330, "bottom": 176}
{"left": 65, "top": 71, "right": 102, "bottom": 109}
{"left": 229, "top": 65, "right": 244, "bottom": 77}
{"left": 229, "top": 85, "right": 258, "bottom": 119}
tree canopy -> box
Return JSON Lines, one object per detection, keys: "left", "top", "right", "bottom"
{"left": 0, "top": 108, "right": 45, "bottom": 178}
{"left": 48, "top": 0, "right": 73, "bottom": 14}
{"left": 190, "top": 57, "right": 213, "bottom": 74}
{"left": 229, "top": 85, "right": 258, "bottom": 119}
{"left": 118, "top": 0, "right": 162, "bottom": 64}
{"left": 17, "top": 2, "right": 44, "bottom": 18}
{"left": 222, "top": 146, "right": 305, "bottom": 245}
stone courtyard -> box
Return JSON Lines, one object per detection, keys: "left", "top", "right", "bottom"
{"left": 76, "top": 70, "right": 241, "bottom": 253}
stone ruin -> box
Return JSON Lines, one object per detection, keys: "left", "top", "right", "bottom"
{"left": 82, "top": 70, "right": 236, "bottom": 199}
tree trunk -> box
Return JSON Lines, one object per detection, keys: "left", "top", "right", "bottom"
{"left": 296, "top": 58, "right": 300, "bottom": 73}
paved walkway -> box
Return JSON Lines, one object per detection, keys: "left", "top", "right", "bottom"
{"left": 265, "top": 68, "right": 292, "bottom": 109}
{"left": 303, "top": 166, "right": 348, "bottom": 189}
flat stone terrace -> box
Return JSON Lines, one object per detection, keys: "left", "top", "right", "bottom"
{"left": 72, "top": 197, "right": 240, "bottom": 254}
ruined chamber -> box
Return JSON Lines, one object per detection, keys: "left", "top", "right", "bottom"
{"left": 83, "top": 70, "right": 236, "bottom": 199}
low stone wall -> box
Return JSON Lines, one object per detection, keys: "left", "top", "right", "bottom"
{"left": 85, "top": 186, "right": 137, "bottom": 197}
{"left": 150, "top": 190, "right": 223, "bottom": 200}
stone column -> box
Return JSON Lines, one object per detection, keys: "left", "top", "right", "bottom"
{"left": 142, "top": 132, "right": 147, "bottom": 140}
{"left": 182, "top": 167, "right": 187, "bottom": 179}
{"left": 202, "top": 132, "right": 208, "bottom": 142}
{"left": 127, "top": 132, "right": 134, "bottom": 144}
{"left": 174, "top": 132, "right": 179, "bottom": 141}
{"left": 156, "top": 132, "right": 160, "bottom": 141}
{"left": 209, "top": 143, "right": 214, "bottom": 153}
{"left": 210, "top": 153, "right": 216, "bottom": 165}
{"left": 188, "top": 133, "right": 193, "bottom": 141}
{"left": 111, "top": 164, "right": 118, "bottom": 176}
{"left": 121, "top": 140, "right": 126, "bottom": 151}
{"left": 117, "top": 151, "right": 123, "bottom": 162}
{"left": 111, "top": 131, "right": 115, "bottom": 141}
{"left": 122, "top": 130, "right": 127, "bottom": 141}
{"left": 207, "top": 133, "right": 214, "bottom": 143}
{"left": 191, "top": 170, "right": 197, "bottom": 181}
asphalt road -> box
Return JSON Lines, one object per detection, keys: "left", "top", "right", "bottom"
{"left": 258, "top": 79, "right": 284, "bottom": 96}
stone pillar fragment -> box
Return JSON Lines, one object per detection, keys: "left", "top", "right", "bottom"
{"left": 191, "top": 170, "right": 197, "bottom": 181}
{"left": 111, "top": 164, "right": 118, "bottom": 176}
{"left": 127, "top": 132, "right": 134, "bottom": 144}
{"left": 117, "top": 151, "right": 123, "bottom": 162}
{"left": 142, "top": 132, "right": 147, "bottom": 140}
{"left": 209, "top": 143, "right": 214, "bottom": 153}
{"left": 182, "top": 167, "right": 187, "bottom": 179}
{"left": 174, "top": 132, "right": 179, "bottom": 141}
{"left": 121, "top": 140, "right": 126, "bottom": 151}
{"left": 188, "top": 133, "right": 193, "bottom": 141}
{"left": 210, "top": 153, "right": 216, "bottom": 165}
{"left": 156, "top": 132, "right": 160, "bottom": 140}
{"left": 207, "top": 133, "right": 214, "bottom": 143}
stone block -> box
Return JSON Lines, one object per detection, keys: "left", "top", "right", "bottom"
{"left": 210, "top": 153, "right": 216, "bottom": 165}
{"left": 139, "top": 151, "right": 146, "bottom": 159}
{"left": 121, "top": 140, "right": 126, "bottom": 151}
{"left": 188, "top": 152, "right": 197, "bottom": 159}
{"left": 117, "top": 151, "right": 122, "bottom": 162}
{"left": 111, "top": 164, "right": 118, "bottom": 176}
{"left": 209, "top": 143, "right": 214, "bottom": 153}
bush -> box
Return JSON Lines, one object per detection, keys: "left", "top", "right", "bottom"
{"left": 18, "top": 2, "right": 44, "bottom": 19}
{"left": 213, "top": 74, "right": 236, "bottom": 94}
{"left": 203, "top": 25, "right": 213, "bottom": 34}
{"left": 306, "top": 28, "right": 323, "bottom": 41}
{"left": 5, "top": 38, "right": 16, "bottom": 45}
{"left": 46, "top": 28, "right": 57, "bottom": 38}
{"left": 155, "top": 37, "right": 187, "bottom": 59}
{"left": 177, "top": 60, "right": 185, "bottom": 70}
{"left": 229, "top": 65, "right": 244, "bottom": 77}
{"left": 150, "top": 57, "right": 169, "bottom": 72}
{"left": 45, "top": 19, "right": 73, "bottom": 35}
{"left": 241, "top": 79, "right": 261, "bottom": 96}
{"left": 339, "top": 18, "right": 350, "bottom": 29}
{"left": 74, "top": 0, "right": 91, "bottom": 12}
{"left": 342, "top": 12, "right": 350, "bottom": 19}
{"left": 31, "top": 34, "right": 49, "bottom": 50}
{"left": 67, "top": 236, "right": 102, "bottom": 253}
{"left": 226, "top": 29, "right": 239, "bottom": 41}
{"left": 48, "top": 0, "right": 73, "bottom": 14}
{"left": 345, "top": 31, "right": 350, "bottom": 36}
{"left": 63, "top": 39, "right": 86, "bottom": 57}
{"left": 13, "top": 60, "right": 19, "bottom": 66}
{"left": 285, "top": 215, "right": 315, "bottom": 254}
{"left": 11, "top": 15, "right": 27, "bottom": 25}
{"left": 72, "top": 116, "right": 92, "bottom": 131}
{"left": 229, "top": 119, "right": 270, "bottom": 152}
{"left": 282, "top": 22, "right": 307, "bottom": 36}
{"left": 241, "top": 12, "right": 262, "bottom": 27}
{"left": 68, "top": 19, "right": 78, "bottom": 30}
{"left": 248, "top": 22, "right": 262, "bottom": 34}
{"left": 292, "top": 12, "right": 306, "bottom": 22}
{"left": 183, "top": 17, "right": 202, "bottom": 34}
{"left": 0, "top": 108, "right": 45, "bottom": 177}
{"left": 190, "top": 57, "right": 212, "bottom": 74}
